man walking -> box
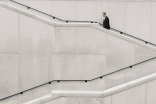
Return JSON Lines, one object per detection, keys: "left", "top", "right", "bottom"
{"left": 102, "top": 12, "right": 110, "bottom": 30}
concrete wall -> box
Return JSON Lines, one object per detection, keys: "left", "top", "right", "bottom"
{"left": 42, "top": 78, "right": 156, "bottom": 104}
{"left": 1, "top": 2, "right": 156, "bottom": 102}
{"left": 9, "top": 0, "right": 156, "bottom": 45}
{"left": 1, "top": 60, "right": 156, "bottom": 104}
{"left": 103, "top": 78, "right": 156, "bottom": 104}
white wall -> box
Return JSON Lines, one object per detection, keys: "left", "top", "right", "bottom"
{"left": 1, "top": 2, "right": 156, "bottom": 103}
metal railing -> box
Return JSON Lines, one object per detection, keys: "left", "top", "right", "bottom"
{"left": 0, "top": 0, "right": 156, "bottom": 101}
{"left": 1, "top": 56, "right": 156, "bottom": 101}
{"left": 8, "top": 0, "right": 156, "bottom": 47}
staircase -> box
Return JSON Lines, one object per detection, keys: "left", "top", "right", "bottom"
{"left": 0, "top": 1, "right": 156, "bottom": 104}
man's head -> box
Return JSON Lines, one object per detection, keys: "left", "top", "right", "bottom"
{"left": 102, "top": 12, "right": 106, "bottom": 17}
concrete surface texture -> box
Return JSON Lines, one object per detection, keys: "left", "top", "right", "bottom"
{"left": 62, "top": 84, "right": 146, "bottom": 104}
{"left": 1, "top": 1, "right": 156, "bottom": 104}
{"left": 58, "top": 82, "right": 156, "bottom": 104}
{"left": 21, "top": 72, "right": 156, "bottom": 104}
{"left": 47, "top": 84, "right": 146, "bottom": 104}
{"left": 1, "top": 2, "right": 156, "bottom": 101}
{"left": 6, "top": 0, "right": 156, "bottom": 45}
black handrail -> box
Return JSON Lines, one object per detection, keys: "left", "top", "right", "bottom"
{"left": 110, "top": 28, "right": 156, "bottom": 46}
{"left": 1, "top": 0, "right": 156, "bottom": 101}
{"left": 1, "top": 56, "right": 156, "bottom": 101}
{"left": 8, "top": 0, "right": 156, "bottom": 47}
{"left": 99, "top": 24, "right": 156, "bottom": 46}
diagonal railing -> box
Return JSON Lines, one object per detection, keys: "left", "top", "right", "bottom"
{"left": 0, "top": 0, "right": 156, "bottom": 101}
{"left": 7, "top": 0, "right": 156, "bottom": 47}
{"left": 1, "top": 56, "right": 156, "bottom": 101}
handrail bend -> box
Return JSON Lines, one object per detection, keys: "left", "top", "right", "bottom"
{"left": 8, "top": 0, "right": 156, "bottom": 47}
{"left": 1, "top": 56, "right": 156, "bottom": 101}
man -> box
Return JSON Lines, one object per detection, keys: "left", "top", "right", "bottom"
{"left": 102, "top": 12, "right": 110, "bottom": 30}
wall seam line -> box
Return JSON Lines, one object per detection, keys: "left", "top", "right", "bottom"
{"left": 145, "top": 83, "right": 147, "bottom": 104}
{"left": 17, "top": 11, "right": 20, "bottom": 104}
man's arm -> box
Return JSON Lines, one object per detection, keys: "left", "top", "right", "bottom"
{"left": 104, "top": 18, "right": 108, "bottom": 27}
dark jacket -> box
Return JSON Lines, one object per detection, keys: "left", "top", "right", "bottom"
{"left": 103, "top": 16, "right": 110, "bottom": 30}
